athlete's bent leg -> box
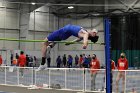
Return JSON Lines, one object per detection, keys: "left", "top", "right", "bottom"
{"left": 36, "top": 38, "right": 50, "bottom": 71}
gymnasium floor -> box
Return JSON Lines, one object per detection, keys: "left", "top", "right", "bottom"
{"left": 0, "top": 85, "right": 107, "bottom": 93}
{"left": 0, "top": 85, "right": 79, "bottom": 93}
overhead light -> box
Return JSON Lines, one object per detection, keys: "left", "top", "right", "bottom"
{"left": 68, "top": 6, "right": 74, "bottom": 9}
{"left": 31, "top": 2, "right": 36, "bottom": 5}
{"left": 93, "top": 13, "right": 100, "bottom": 16}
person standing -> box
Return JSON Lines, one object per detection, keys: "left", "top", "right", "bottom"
{"left": 34, "top": 56, "right": 37, "bottom": 67}
{"left": 116, "top": 53, "right": 128, "bottom": 93}
{"left": 88, "top": 55, "right": 92, "bottom": 66}
{"left": 26, "top": 55, "right": 30, "bottom": 67}
{"left": 75, "top": 55, "right": 79, "bottom": 67}
{"left": 63, "top": 54, "right": 67, "bottom": 67}
{"left": 56, "top": 55, "right": 62, "bottom": 68}
{"left": 83, "top": 55, "right": 89, "bottom": 68}
{"left": 68, "top": 55, "right": 73, "bottom": 68}
{"left": 79, "top": 54, "right": 83, "bottom": 68}
{"left": 0, "top": 55, "right": 2, "bottom": 66}
{"left": 90, "top": 54, "right": 100, "bottom": 91}
{"left": 18, "top": 51, "right": 26, "bottom": 77}
{"left": 111, "top": 60, "right": 116, "bottom": 70}
{"left": 10, "top": 54, "right": 13, "bottom": 66}
{"left": 16, "top": 53, "right": 19, "bottom": 60}
{"left": 12, "top": 57, "right": 17, "bottom": 66}
{"left": 111, "top": 60, "right": 116, "bottom": 90}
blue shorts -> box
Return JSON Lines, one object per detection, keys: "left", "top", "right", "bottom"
{"left": 47, "top": 24, "right": 81, "bottom": 41}
{"left": 47, "top": 29, "right": 62, "bottom": 41}
{"left": 47, "top": 28, "right": 71, "bottom": 41}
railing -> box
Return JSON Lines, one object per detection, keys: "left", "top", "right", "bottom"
{"left": 112, "top": 69, "right": 140, "bottom": 93}
{"left": 0, "top": 66, "right": 34, "bottom": 86}
{"left": 0, "top": 66, "right": 139, "bottom": 93}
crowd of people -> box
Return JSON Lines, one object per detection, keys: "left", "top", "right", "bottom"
{"left": 9, "top": 51, "right": 38, "bottom": 77}
{"left": 55, "top": 52, "right": 128, "bottom": 93}
{"left": 10, "top": 52, "right": 37, "bottom": 67}
{"left": 0, "top": 51, "right": 128, "bottom": 92}
{"left": 55, "top": 54, "right": 97, "bottom": 68}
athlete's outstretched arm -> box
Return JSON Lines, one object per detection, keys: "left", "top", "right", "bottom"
{"left": 82, "top": 32, "right": 89, "bottom": 49}
{"left": 65, "top": 29, "right": 89, "bottom": 49}
{"left": 78, "top": 29, "right": 89, "bottom": 49}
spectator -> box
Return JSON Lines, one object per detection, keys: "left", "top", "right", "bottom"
{"left": 88, "top": 55, "right": 92, "bottom": 64}
{"left": 111, "top": 60, "right": 116, "bottom": 90}
{"left": 63, "top": 54, "right": 67, "bottom": 67}
{"left": 15, "top": 53, "right": 19, "bottom": 60}
{"left": 34, "top": 56, "right": 37, "bottom": 67}
{"left": 111, "top": 60, "right": 116, "bottom": 70}
{"left": 18, "top": 51, "right": 26, "bottom": 77}
{"left": 12, "top": 57, "right": 17, "bottom": 66}
{"left": 10, "top": 54, "right": 13, "bottom": 65}
{"left": 83, "top": 55, "right": 89, "bottom": 68}
{"left": 79, "top": 54, "right": 83, "bottom": 68}
{"left": 30, "top": 56, "right": 33, "bottom": 62}
{"left": 26, "top": 55, "right": 30, "bottom": 67}
{"left": 90, "top": 54, "right": 100, "bottom": 91}
{"left": 68, "top": 55, "right": 73, "bottom": 68}
{"left": 116, "top": 53, "right": 128, "bottom": 93}
{"left": 83, "top": 54, "right": 86, "bottom": 60}
{"left": 75, "top": 55, "right": 79, "bottom": 67}
{"left": 56, "top": 55, "right": 62, "bottom": 68}
{"left": 29, "top": 56, "right": 33, "bottom": 67}
{"left": 0, "top": 55, "right": 2, "bottom": 66}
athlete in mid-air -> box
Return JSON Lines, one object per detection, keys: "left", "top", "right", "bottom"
{"left": 36, "top": 24, "right": 99, "bottom": 71}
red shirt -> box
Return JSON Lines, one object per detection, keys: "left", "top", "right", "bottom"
{"left": 90, "top": 58, "right": 100, "bottom": 73}
{"left": 0, "top": 57, "right": 2, "bottom": 65}
{"left": 18, "top": 54, "right": 26, "bottom": 67}
{"left": 79, "top": 57, "right": 83, "bottom": 64}
{"left": 111, "top": 60, "right": 116, "bottom": 70}
{"left": 117, "top": 58, "right": 128, "bottom": 70}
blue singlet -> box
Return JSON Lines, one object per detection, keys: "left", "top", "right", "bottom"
{"left": 47, "top": 24, "right": 82, "bottom": 41}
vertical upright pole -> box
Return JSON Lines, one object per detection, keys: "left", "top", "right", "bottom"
{"left": 104, "top": 18, "right": 112, "bottom": 93}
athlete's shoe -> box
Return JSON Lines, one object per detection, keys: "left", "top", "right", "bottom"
{"left": 36, "top": 65, "right": 46, "bottom": 71}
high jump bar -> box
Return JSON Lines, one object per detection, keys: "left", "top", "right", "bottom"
{"left": 0, "top": 38, "right": 105, "bottom": 45}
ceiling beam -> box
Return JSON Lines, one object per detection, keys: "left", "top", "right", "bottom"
{"left": 126, "top": 0, "right": 140, "bottom": 12}
{"left": 116, "top": 0, "right": 139, "bottom": 13}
